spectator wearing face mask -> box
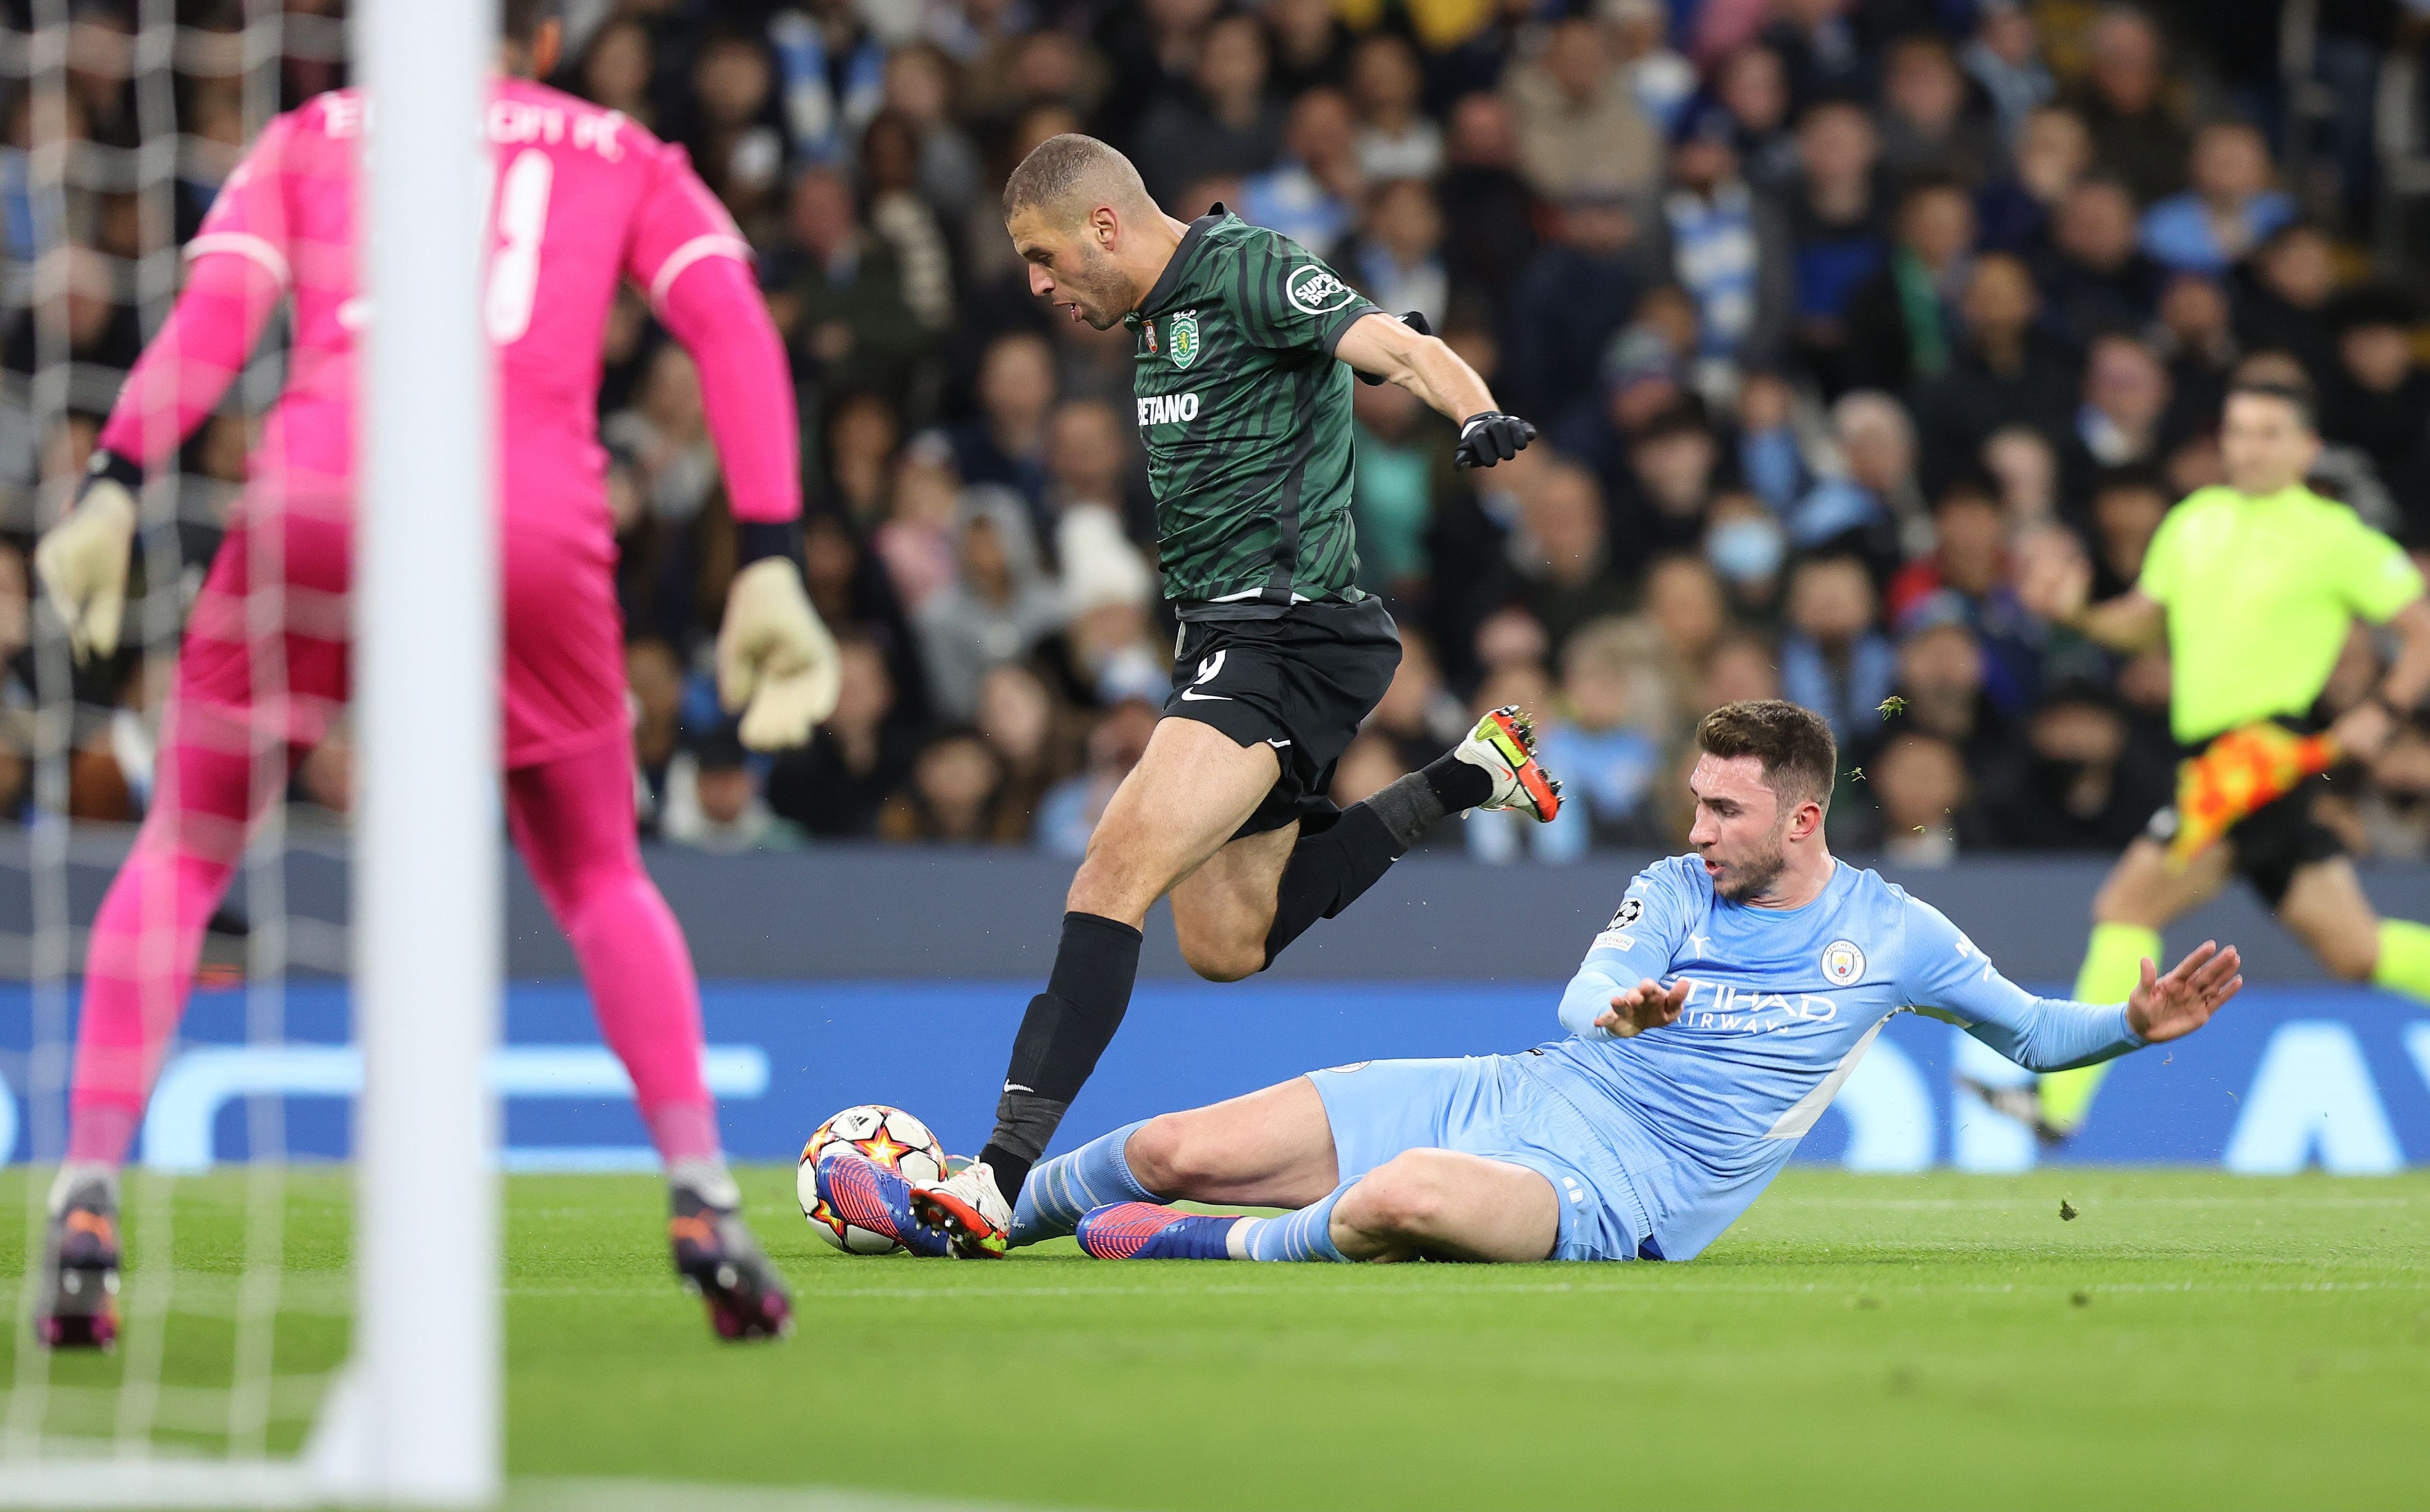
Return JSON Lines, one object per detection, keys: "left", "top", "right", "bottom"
{"left": 1704, "top": 491, "right": 1788, "bottom": 624}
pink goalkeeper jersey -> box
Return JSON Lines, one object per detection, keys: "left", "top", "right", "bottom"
{"left": 98, "top": 77, "right": 798, "bottom": 536}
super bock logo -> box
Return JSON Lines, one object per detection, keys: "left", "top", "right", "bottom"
{"left": 1169, "top": 310, "right": 1201, "bottom": 369}
{"left": 1287, "top": 264, "right": 1355, "bottom": 314}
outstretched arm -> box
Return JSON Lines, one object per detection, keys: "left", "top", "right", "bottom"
{"left": 1902, "top": 897, "right": 2239, "bottom": 1070}
{"left": 1333, "top": 312, "right": 1534, "bottom": 468}
{"left": 2014, "top": 528, "right": 2166, "bottom": 651}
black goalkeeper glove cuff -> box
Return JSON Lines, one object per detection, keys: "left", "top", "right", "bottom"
{"left": 735, "top": 518, "right": 804, "bottom": 569}
{"left": 83, "top": 448, "right": 143, "bottom": 495}
{"left": 1453, "top": 412, "right": 1536, "bottom": 469}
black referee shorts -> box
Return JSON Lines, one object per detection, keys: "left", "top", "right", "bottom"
{"left": 1165, "top": 597, "right": 1402, "bottom": 841}
{"left": 2142, "top": 720, "right": 2348, "bottom": 908}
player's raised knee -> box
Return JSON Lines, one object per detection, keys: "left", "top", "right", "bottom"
{"left": 1177, "top": 931, "right": 1265, "bottom": 983}
{"left": 1337, "top": 1153, "right": 1454, "bottom": 1237}
{"left": 1122, "top": 1112, "right": 1222, "bottom": 1195}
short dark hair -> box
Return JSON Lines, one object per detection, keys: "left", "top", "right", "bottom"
{"left": 1003, "top": 132, "right": 1152, "bottom": 225}
{"left": 2225, "top": 374, "right": 2318, "bottom": 433}
{"left": 1697, "top": 699, "right": 1838, "bottom": 811}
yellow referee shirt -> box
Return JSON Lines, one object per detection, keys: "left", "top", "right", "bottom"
{"left": 2136, "top": 484, "right": 2424, "bottom": 744}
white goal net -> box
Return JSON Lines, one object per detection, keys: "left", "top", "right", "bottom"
{"left": 0, "top": 0, "right": 498, "bottom": 1502}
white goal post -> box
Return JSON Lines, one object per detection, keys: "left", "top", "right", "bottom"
{"left": 0, "top": 0, "right": 502, "bottom": 1504}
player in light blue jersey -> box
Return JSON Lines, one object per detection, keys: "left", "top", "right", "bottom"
{"left": 986, "top": 700, "right": 2243, "bottom": 1266}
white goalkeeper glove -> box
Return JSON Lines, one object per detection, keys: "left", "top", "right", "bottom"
{"left": 35, "top": 454, "right": 140, "bottom": 665}
{"left": 716, "top": 556, "right": 840, "bottom": 750}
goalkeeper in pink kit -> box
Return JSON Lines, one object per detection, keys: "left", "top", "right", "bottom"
{"left": 33, "top": 3, "right": 829, "bottom": 1344}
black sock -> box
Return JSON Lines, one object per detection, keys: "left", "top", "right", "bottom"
{"left": 1423, "top": 746, "right": 1494, "bottom": 813}
{"left": 1262, "top": 802, "right": 1408, "bottom": 967}
{"left": 980, "top": 911, "right": 1143, "bottom": 1204}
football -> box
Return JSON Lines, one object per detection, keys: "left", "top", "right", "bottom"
{"left": 796, "top": 1104, "right": 951, "bottom": 1254}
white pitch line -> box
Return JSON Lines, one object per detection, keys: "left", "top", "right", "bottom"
{"left": 508, "top": 1276, "right": 2430, "bottom": 1302}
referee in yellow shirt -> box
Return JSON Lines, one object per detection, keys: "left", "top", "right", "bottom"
{"left": 2020, "top": 375, "right": 2430, "bottom": 1136}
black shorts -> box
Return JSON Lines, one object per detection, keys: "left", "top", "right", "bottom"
{"left": 2142, "top": 725, "right": 2347, "bottom": 908}
{"left": 1165, "top": 597, "right": 1402, "bottom": 839}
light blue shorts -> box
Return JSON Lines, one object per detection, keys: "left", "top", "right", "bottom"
{"left": 1305, "top": 1053, "right": 1653, "bottom": 1263}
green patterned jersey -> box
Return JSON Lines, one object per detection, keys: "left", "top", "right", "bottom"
{"left": 1122, "top": 209, "right": 1380, "bottom": 617}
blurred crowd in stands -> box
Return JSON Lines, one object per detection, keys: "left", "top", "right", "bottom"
{"left": 10, "top": 0, "right": 2430, "bottom": 867}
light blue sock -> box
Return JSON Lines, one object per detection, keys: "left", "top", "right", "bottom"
{"left": 1238, "top": 1180, "right": 1355, "bottom": 1263}
{"left": 1009, "top": 1119, "right": 1156, "bottom": 1247}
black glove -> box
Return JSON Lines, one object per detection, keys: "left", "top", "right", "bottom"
{"left": 1453, "top": 411, "right": 1536, "bottom": 468}
{"left": 1355, "top": 310, "right": 1432, "bottom": 385}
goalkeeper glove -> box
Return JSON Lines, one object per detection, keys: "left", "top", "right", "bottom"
{"left": 716, "top": 556, "right": 840, "bottom": 751}
{"left": 1453, "top": 411, "right": 1536, "bottom": 468}
{"left": 35, "top": 450, "right": 141, "bottom": 664}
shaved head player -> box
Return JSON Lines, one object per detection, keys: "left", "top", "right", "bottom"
{"left": 817, "top": 134, "right": 1563, "bottom": 1257}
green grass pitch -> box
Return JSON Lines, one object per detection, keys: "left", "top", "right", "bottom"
{"left": 3, "top": 1166, "right": 2427, "bottom": 1509}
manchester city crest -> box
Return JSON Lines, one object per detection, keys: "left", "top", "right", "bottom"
{"left": 1169, "top": 309, "right": 1200, "bottom": 369}
{"left": 1821, "top": 939, "right": 1865, "bottom": 985}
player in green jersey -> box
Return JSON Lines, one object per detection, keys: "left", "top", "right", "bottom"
{"left": 882, "top": 134, "right": 1561, "bottom": 1256}
{"left": 2015, "top": 375, "right": 2430, "bottom": 1137}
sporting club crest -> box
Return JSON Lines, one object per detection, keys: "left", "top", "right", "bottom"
{"left": 1820, "top": 939, "right": 1865, "bottom": 986}
{"left": 1169, "top": 309, "right": 1200, "bottom": 369}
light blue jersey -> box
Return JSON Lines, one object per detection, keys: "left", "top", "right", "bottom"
{"left": 1527, "top": 855, "right": 2142, "bottom": 1260}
